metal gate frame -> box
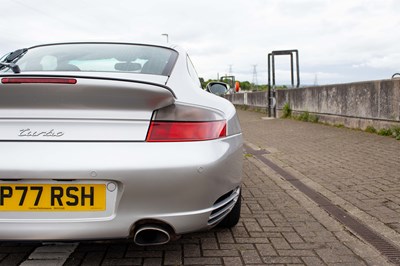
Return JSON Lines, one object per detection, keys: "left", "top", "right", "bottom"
{"left": 267, "top": 50, "right": 300, "bottom": 117}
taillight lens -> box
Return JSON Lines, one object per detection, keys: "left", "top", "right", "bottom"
{"left": 1, "top": 78, "right": 77, "bottom": 84}
{"left": 146, "top": 104, "right": 228, "bottom": 142}
{"left": 146, "top": 121, "right": 226, "bottom": 142}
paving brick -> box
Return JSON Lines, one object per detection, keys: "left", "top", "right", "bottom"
{"left": 262, "top": 226, "right": 294, "bottom": 232}
{"left": 148, "top": 244, "right": 181, "bottom": 251}
{"left": 201, "top": 238, "right": 219, "bottom": 250}
{"left": 330, "top": 262, "right": 367, "bottom": 266}
{"left": 282, "top": 232, "right": 304, "bottom": 244}
{"left": 235, "top": 238, "right": 270, "bottom": 244}
{"left": 0, "top": 246, "right": 35, "bottom": 253}
{"left": 104, "top": 244, "right": 127, "bottom": 259}
{"left": 184, "top": 257, "right": 222, "bottom": 265}
{"left": 219, "top": 243, "right": 255, "bottom": 250}
{"left": 255, "top": 243, "right": 277, "bottom": 256}
{"left": 255, "top": 217, "right": 274, "bottom": 227}
{"left": 223, "top": 257, "right": 243, "bottom": 266}
{"left": 262, "top": 256, "right": 303, "bottom": 264}
{"left": 33, "top": 245, "right": 74, "bottom": 253}
{"left": 316, "top": 248, "right": 364, "bottom": 263}
{"left": 80, "top": 251, "right": 105, "bottom": 266}
{"left": 231, "top": 226, "right": 250, "bottom": 238}
{"left": 102, "top": 258, "right": 142, "bottom": 265}
{"left": 183, "top": 244, "right": 201, "bottom": 257}
{"left": 63, "top": 251, "right": 85, "bottom": 266}
{"left": 301, "top": 256, "right": 325, "bottom": 265}
{"left": 243, "top": 221, "right": 263, "bottom": 232}
{"left": 203, "top": 249, "right": 240, "bottom": 257}
{"left": 28, "top": 252, "right": 68, "bottom": 260}
{"left": 240, "top": 250, "right": 262, "bottom": 264}
{"left": 0, "top": 253, "right": 29, "bottom": 266}
{"left": 290, "top": 243, "right": 325, "bottom": 250}
{"left": 125, "top": 250, "right": 163, "bottom": 258}
{"left": 164, "top": 250, "right": 182, "bottom": 265}
{"left": 20, "top": 260, "right": 65, "bottom": 266}
{"left": 270, "top": 238, "right": 291, "bottom": 250}
{"left": 143, "top": 258, "right": 162, "bottom": 266}
{"left": 216, "top": 229, "right": 235, "bottom": 243}
{"left": 248, "top": 232, "right": 280, "bottom": 238}
{"left": 277, "top": 249, "right": 316, "bottom": 257}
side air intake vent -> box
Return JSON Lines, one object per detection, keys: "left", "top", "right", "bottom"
{"left": 208, "top": 187, "right": 240, "bottom": 226}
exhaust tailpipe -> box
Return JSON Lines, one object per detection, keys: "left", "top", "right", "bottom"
{"left": 134, "top": 224, "right": 171, "bottom": 246}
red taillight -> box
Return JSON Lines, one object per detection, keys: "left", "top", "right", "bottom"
{"left": 146, "top": 121, "right": 226, "bottom": 142}
{"left": 1, "top": 78, "right": 77, "bottom": 84}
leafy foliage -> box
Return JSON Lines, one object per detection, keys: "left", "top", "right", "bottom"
{"left": 392, "top": 127, "right": 400, "bottom": 140}
{"left": 365, "top": 126, "right": 377, "bottom": 133}
{"left": 298, "top": 111, "right": 310, "bottom": 122}
{"left": 281, "top": 103, "right": 292, "bottom": 118}
{"left": 378, "top": 128, "right": 393, "bottom": 136}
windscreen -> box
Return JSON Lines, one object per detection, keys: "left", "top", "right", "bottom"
{"left": 2, "top": 43, "right": 177, "bottom": 76}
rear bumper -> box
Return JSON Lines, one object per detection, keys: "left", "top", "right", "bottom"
{"left": 0, "top": 134, "right": 242, "bottom": 240}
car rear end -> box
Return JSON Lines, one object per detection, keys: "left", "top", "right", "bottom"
{"left": 0, "top": 43, "right": 242, "bottom": 243}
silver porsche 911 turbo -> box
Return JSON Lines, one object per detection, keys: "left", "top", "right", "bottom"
{"left": 0, "top": 42, "right": 242, "bottom": 245}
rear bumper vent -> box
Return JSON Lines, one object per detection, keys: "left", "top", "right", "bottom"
{"left": 208, "top": 187, "right": 240, "bottom": 226}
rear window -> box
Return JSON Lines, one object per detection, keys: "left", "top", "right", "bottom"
{"left": 3, "top": 43, "right": 178, "bottom": 76}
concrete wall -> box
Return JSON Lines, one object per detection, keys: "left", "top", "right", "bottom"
{"left": 224, "top": 79, "right": 400, "bottom": 130}
{"left": 224, "top": 91, "right": 267, "bottom": 111}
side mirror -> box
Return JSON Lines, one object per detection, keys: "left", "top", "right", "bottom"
{"left": 206, "top": 82, "right": 229, "bottom": 96}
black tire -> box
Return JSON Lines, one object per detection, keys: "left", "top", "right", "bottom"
{"left": 218, "top": 192, "right": 241, "bottom": 228}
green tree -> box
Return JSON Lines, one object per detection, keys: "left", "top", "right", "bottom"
{"left": 239, "top": 81, "right": 252, "bottom": 91}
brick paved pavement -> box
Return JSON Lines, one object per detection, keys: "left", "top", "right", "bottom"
{"left": 238, "top": 109, "right": 400, "bottom": 250}
{"left": 0, "top": 109, "right": 397, "bottom": 265}
{"left": 61, "top": 157, "right": 388, "bottom": 265}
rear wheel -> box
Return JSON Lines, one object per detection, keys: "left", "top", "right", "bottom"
{"left": 218, "top": 192, "right": 241, "bottom": 228}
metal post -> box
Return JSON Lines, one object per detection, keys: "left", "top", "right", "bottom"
{"left": 267, "top": 49, "right": 300, "bottom": 117}
{"left": 267, "top": 54, "right": 271, "bottom": 117}
{"left": 295, "top": 50, "right": 300, "bottom": 88}
{"left": 290, "top": 53, "right": 294, "bottom": 88}
{"left": 272, "top": 54, "right": 276, "bottom": 88}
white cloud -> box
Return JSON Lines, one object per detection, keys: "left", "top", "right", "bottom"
{"left": 353, "top": 53, "right": 400, "bottom": 69}
{"left": 1, "top": 0, "right": 399, "bottom": 85}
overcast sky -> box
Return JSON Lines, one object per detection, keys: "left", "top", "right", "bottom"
{"left": 1, "top": 0, "right": 399, "bottom": 85}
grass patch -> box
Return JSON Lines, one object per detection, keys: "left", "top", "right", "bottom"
{"left": 280, "top": 104, "right": 318, "bottom": 122}
{"left": 392, "top": 127, "right": 400, "bottom": 140}
{"left": 297, "top": 111, "right": 310, "bottom": 122}
{"left": 365, "top": 126, "right": 399, "bottom": 140}
{"left": 334, "top": 124, "right": 345, "bottom": 128}
{"left": 281, "top": 103, "right": 292, "bottom": 118}
{"left": 365, "top": 126, "right": 377, "bottom": 133}
{"left": 377, "top": 128, "right": 393, "bottom": 136}
{"left": 308, "top": 114, "right": 319, "bottom": 123}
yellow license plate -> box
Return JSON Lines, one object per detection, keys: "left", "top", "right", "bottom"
{"left": 0, "top": 184, "right": 106, "bottom": 211}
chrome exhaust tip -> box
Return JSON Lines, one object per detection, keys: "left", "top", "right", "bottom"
{"left": 133, "top": 224, "right": 171, "bottom": 246}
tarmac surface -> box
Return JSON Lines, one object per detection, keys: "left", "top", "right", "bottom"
{"left": 1, "top": 109, "right": 399, "bottom": 265}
